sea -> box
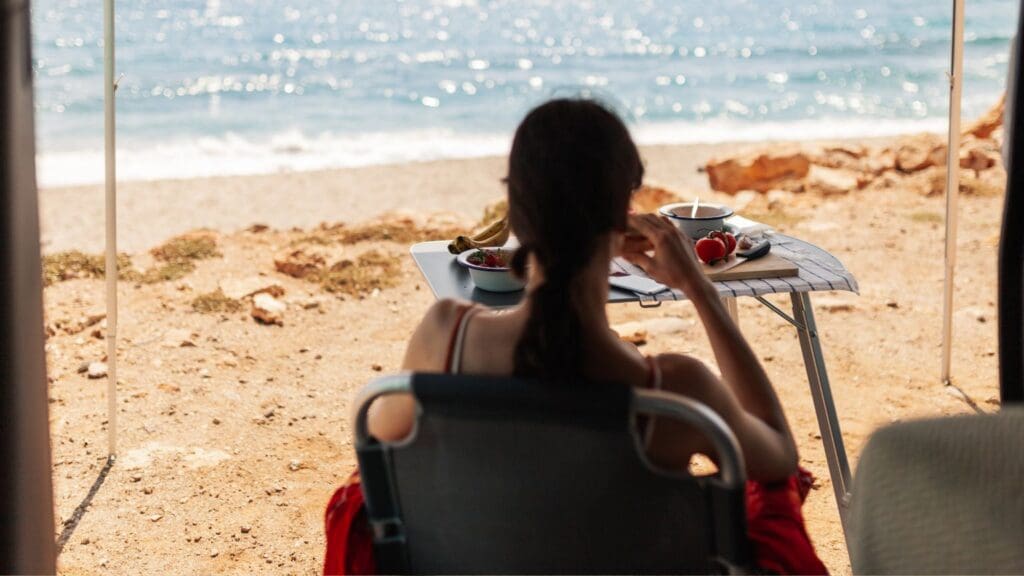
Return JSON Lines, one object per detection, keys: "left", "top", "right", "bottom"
{"left": 31, "top": 0, "right": 1019, "bottom": 187}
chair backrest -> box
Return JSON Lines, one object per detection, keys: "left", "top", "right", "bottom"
{"left": 354, "top": 373, "right": 749, "bottom": 575}
{"left": 849, "top": 409, "right": 1024, "bottom": 574}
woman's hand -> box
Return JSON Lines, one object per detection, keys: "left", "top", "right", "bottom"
{"left": 621, "top": 214, "right": 712, "bottom": 295}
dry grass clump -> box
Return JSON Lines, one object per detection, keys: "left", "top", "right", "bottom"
{"left": 137, "top": 261, "right": 194, "bottom": 283}
{"left": 319, "top": 251, "right": 400, "bottom": 296}
{"left": 190, "top": 289, "right": 243, "bottom": 313}
{"left": 43, "top": 251, "right": 134, "bottom": 287}
{"left": 290, "top": 233, "right": 334, "bottom": 246}
{"left": 910, "top": 211, "right": 944, "bottom": 225}
{"left": 142, "top": 232, "right": 222, "bottom": 283}
{"left": 274, "top": 247, "right": 401, "bottom": 296}
{"left": 335, "top": 222, "right": 421, "bottom": 244}
{"left": 151, "top": 232, "right": 220, "bottom": 262}
{"left": 294, "top": 218, "right": 465, "bottom": 247}
{"left": 276, "top": 216, "right": 455, "bottom": 296}
{"left": 41, "top": 233, "right": 221, "bottom": 287}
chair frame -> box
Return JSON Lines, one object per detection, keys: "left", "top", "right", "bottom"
{"left": 353, "top": 372, "right": 749, "bottom": 574}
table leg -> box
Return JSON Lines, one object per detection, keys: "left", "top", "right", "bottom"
{"left": 790, "top": 292, "right": 853, "bottom": 544}
{"left": 722, "top": 296, "right": 739, "bottom": 326}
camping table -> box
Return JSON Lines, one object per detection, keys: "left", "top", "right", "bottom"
{"left": 410, "top": 233, "right": 859, "bottom": 549}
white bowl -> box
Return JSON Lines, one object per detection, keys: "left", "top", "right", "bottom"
{"left": 457, "top": 249, "right": 526, "bottom": 293}
{"left": 659, "top": 202, "right": 735, "bottom": 239}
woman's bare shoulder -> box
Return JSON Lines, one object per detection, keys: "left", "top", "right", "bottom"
{"left": 402, "top": 298, "right": 475, "bottom": 371}
{"left": 420, "top": 298, "right": 474, "bottom": 333}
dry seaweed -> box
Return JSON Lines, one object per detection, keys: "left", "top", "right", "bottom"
{"left": 296, "top": 220, "right": 464, "bottom": 247}
{"left": 191, "top": 289, "right": 243, "bottom": 313}
{"left": 909, "top": 211, "right": 943, "bottom": 225}
{"left": 151, "top": 233, "right": 221, "bottom": 263}
{"left": 319, "top": 250, "right": 400, "bottom": 296}
{"left": 139, "top": 232, "right": 222, "bottom": 283}
{"left": 43, "top": 251, "right": 135, "bottom": 287}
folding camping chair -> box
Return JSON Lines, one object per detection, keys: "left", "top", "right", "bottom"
{"left": 353, "top": 373, "right": 751, "bottom": 574}
{"left": 849, "top": 409, "right": 1024, "bottom": 574}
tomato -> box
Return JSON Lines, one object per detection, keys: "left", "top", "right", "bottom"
{"left": 723, "top": 232, "right": 737, "bottom": 254}
{"left": 706, "top": 231, "right": 736, "bottom": 256}
{"left": 695, "top": 237, "right": 727, "bottom": 264}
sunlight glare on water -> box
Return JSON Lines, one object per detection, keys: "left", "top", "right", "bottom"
{"left": 31, "top": 0, "right": 1018, "bottom": 185}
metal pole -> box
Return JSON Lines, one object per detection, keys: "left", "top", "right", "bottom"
{"left": 941, "top": 0, "right": 966, "bottom": 385}
{"left": 104, "top": 0, "right": 118, "bottom": 457}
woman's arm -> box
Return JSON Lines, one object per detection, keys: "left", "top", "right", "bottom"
{"left": 623, "top": 214, "right": 798, "bottom": 478}
{"left": 680, "top": 275, "right": 796, "bottom": 446}
{"left": 362, "top": 299, "right": 463, "bottom": 442}
{"left": 652, "top": 354, "right": 798, "bottom": 480}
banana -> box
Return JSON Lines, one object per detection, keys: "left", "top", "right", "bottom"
{"left": 472, "top": 216, "right": 508, "bottom": 241}
{"left": 448, "top": 236, "right": 474, "bottom": 254}
{"left": 448, "top": 216, "right": 509, "bottom": 254}
{"left": 475, "top": 225, "right": 510, "bottom": 247}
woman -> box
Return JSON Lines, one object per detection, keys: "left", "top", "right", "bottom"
{"left": 325, "top": 99, "right": 827, "bottom": 575}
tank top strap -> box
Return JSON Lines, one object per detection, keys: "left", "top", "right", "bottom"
{"left": 647, "top": 354, "right": 663, "bottom": 391}
{"left": 444, "top": 304, "right": 481, "bottom": 374}
{"left": 643, "top": 355, "right": 663, "bottom": 450}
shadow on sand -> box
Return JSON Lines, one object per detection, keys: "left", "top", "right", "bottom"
{"left": 55, "top": 455, "right": 114, "bottom": 553}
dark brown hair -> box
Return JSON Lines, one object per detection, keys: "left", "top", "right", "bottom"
{"left": 507, "top": 98, "right": 644, "bottom": 381}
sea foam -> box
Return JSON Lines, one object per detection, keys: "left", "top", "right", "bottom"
{"left": 37, "top": 116, "right": 949, "bottom": 188}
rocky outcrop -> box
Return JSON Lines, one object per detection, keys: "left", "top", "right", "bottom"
{"left": 894, "top": 134, "right": 948, "bottom": 173}
{"left": 705, "top": 95, "right": 1007, "bottom": 198}
{"left": 706, "top": 150, "right": 811, "bottom": 193}
{"left": 274, "top": 250, "right": 326, "bottom": 280}
{"left": 631, "top": 185, "right": 682, "bottom": 213}
{"left": 251, "top": 292, "right": 286, "bottom": 326}
{"left": 963, "top": 92, "right": 1005, "bottom": 140}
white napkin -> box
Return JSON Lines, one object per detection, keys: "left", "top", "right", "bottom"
{"left": 725, "top": 215, "right": 773, "bottom": 236}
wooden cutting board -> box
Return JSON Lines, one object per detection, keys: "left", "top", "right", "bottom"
{"left": 703, "top": 253, "right": 799, "bottom": 282}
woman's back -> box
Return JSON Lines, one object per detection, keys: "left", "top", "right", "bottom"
{"left": 342, "top": 98, "right": 828, "bottom": 575}
{"left": 372, "top": 297, "right": 725, "bottom": 471}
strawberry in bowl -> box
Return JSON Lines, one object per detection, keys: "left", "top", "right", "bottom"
{"left": 457, "top": 248, "right": 526, "bottom": 292}
{"left": 466, "top": 248, "right": 512, "bottom": 269}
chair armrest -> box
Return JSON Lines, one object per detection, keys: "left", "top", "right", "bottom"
{"left": 353, "top": 373, "right": 415, "bottom": 445}
{"left": 633, "top": 388, "right": 747, "bottom": 489}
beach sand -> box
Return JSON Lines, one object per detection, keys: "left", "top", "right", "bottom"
{"left": 39, "top": 141, "right": 755, "bottom": 254}
{"left": 42, "top": 139, "right": 1002, "bottom": 575}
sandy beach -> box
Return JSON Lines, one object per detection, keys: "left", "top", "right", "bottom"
{"left": 38, "top": 141, "right": 756, "bottom": 254}
{"left": 41, "top": 136, "right": 1004, "bottom": 575}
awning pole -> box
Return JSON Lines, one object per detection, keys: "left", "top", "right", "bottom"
{"left": 104, "top": 0, "right": 118, "bottom": 457}
{"left": 941, "top": 0, "right": 966, "bottom": 385}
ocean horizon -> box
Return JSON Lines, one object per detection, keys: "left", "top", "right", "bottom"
{"left": 32, "top": 0, "right": 1017, "bottom": 188}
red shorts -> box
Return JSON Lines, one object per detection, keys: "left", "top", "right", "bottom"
{"left": 324, "top": 469, "right": 828, "bottom": 575}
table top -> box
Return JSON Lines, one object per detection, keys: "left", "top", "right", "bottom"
{"left": 410, "top": 233, "right": 858, "bottom": 307}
